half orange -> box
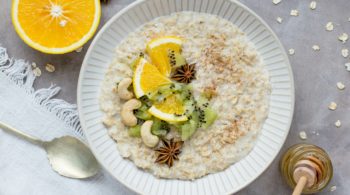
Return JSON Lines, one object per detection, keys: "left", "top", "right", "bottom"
{"left": 12, "top": 0, "right": 101, "bottom": 54}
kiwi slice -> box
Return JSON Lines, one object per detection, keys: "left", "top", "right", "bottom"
{"left": 151, "top": 119, "right": 170, "bottom": 137}
{"left": 167, "top": 49, "right": 186, "bottom": 68}
{"left": 180, "top": 111, "right": 199, "bottom": 140}
{"left": 134, "top": 104, "right": 152, "bottom": 120}
{"left": 181, "top": 120, "right": 197, "bottom": 141}
{"left": 201, "top": 108, "right": 217, "bottom": 128}
{"left": 128, "top": 125, "right": 141, "bottom": 137}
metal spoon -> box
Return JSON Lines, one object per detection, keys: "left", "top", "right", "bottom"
{"left": 0, "top": 121, "right": 100, "bottom": 179}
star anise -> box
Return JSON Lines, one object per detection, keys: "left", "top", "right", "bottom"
{"left": 155, "top": 138, "right": 183, "bottom": 167}
{"left": 171, "top": 64, "right": 196, "bottom": 84}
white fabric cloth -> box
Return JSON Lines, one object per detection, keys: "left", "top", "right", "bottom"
{"left": 0, "top": 47, "right": 132, "bottom": 195}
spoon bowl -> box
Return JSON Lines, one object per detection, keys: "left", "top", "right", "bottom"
{"left": 44, "top": 136, "right": 100, "bottom": 179}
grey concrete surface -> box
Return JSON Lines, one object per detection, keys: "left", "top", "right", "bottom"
{"left": 1, "top": 0, "right": 349, "bottom": 194}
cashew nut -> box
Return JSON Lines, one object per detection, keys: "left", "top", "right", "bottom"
{"left": 121, "top": 99, "right": 141, "bottom": 127}
{"left": 141, "top": 120, "right": 159, "bottom": 148}
{"left": 117, "top": 78, "right": 133, "bottom": 100}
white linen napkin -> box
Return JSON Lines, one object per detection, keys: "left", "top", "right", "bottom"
{"left": 0, "top": 47, "right": 133, "bottom": 195}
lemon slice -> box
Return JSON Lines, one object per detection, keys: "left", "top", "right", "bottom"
{"left": 12, "top": 0, "right": 101, "bottom": 54}
{"left": 148, "top": 95, "right": 188, "bottom": 122}
{"left": 133, "top": 58, "right": 172, "bottom": 98}
{"left": 146, "top": 36, "right": 183, "bottom": 76}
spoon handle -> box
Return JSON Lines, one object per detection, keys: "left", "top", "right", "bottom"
{"left": 0, "top": 121, "right": 44, "bottom": 146}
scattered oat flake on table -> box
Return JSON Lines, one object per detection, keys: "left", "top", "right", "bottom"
{"left": 31, "top": 62, "right": 37, "bottom": 68}
{"left": 325, "top": 22, "right": 334, "bottom": 31}
{"left": 330, "top": 185, "right": 337, "bottom": 192}
{"left": 312, "top": 130, "right": 320, "bottom": 136}
{"left": 272, "top": 0, "right": 281, "bottom": 5}
{"left": 338, "top": 33, "right": 348, "bottom": 43}
{"left": 337, "top": 82, "right": 345, "bottom": 90}
{"left": 276, "top": 17, "right": 283, "bottom": 23}
{"left": 290, "top": 10, "right": 299, "bottom": 16}
{"left": 45, "top": 63, "right": 55, "bottom": 73}
{"left": 310, "top": 1, "right": 316, "bottom": 10}
{"left": 312, "top": 45, "right": 320, "bottom": 51}
{"left": 299, "top": 131, "right": 307, "bottom": 140}
{"left": 328, "top": 102, "right": 337, "bottom": 110}
{"left": 345, "top": 63, "right": 350, "bottom": 71}
{"left": 288, "top": 49, "right": 295, "bottom": 55}
{"left": 341, "top": 49, "right": 349, "bottom": 58}
{"left": 75, "top": 47, "right": 83, "bottom": 53}
{"left": 335, "top": 120, "right": 341, "bottom": 128}
{"left": 33, "top": 67, "right": 42, "bottom": 77}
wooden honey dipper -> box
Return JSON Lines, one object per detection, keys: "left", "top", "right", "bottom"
{"left": 292, "top": 156, "right": 325, "bottom": 195}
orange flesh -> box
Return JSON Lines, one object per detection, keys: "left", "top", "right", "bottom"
{"left": 153, "top": 94, "right": 185, "bottom": 115}
{"left": 139, "top": 60, "right": 172, "bottom": 94}
{"left": 17, "top": 0, "right": 96, "bottom": 48}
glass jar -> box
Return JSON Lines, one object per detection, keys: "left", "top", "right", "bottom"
{"left": 280, "top": 144, "right": 333, "bottom": 194}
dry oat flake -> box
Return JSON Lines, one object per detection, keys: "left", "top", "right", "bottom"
{"left": 328, "top": 102, "right": 337, "bottom": 110}
{"left": 312, "top": 45, "right": 320, "bottom": 51}
{"left": 337, "top": 82, "right": 345, "bottom": 90}
{"left": 276, "top": 17, "right": 283, "bottom": 24}
{"left": 299, "top": 131, "right": 307, "bottom": 140}
{"left": 33, "top": 67, "right": 42, "bottom": 77}
{"left": 272, "top": 0, "right": 281, "bottom": 5}
{"left": 310, "top": 1, "right": 316, "bottom": 10}
{"left": 335, "top": 120, "right": 341, "bottom": 128}
{"left": 338, "top": 33, "right": 349, "bottom": 43}
{"left": 31, "top": 62, "right": 37, "bottom": 68}
{"left": 345, "top": 63, "right": 350, "bottom": 71}
{"left": 341, "top": 49, "right": 349, "bottom": 58}
{"left": 75, "top": 47, "right": 83, "bottom": 53}
{"left": 330, "top": 185, "right": 337, "bottom": 192}
{"left": 290, "top": 9, "right": 299, "bottom": 16}
{"left": 45, "top": 63, "right": 55, "bottom": 73}
{"left": 325, "top": 22, "right": 334, "bottom": 31}
{"left": 288, "top": 48, "right": 295, "bottom": 55}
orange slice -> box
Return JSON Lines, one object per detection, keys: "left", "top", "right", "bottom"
{"left": 133, "top": 58, "right": 172, "bottom": 98}
{"left": 148, "top": 94, "right": 188, "bottom": 122}
{"left": 12, "top": 0, "right": 101, "bottom": 54}
{"left": 146, "top": 36, "right": 183, "bottom": 76}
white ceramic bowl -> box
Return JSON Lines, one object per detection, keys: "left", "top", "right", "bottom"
{"left": 78, "top": 0, "right": 295, "bottom": 194}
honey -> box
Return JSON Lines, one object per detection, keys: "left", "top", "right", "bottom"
{"left": 280, "top": 144, "right": 333, "bottom": 194}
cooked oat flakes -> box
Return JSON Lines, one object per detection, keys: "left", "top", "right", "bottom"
{"left": 100, "top": 12, "right": 271, "bottom": 180}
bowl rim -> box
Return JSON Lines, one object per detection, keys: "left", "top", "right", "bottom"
{"left": 77, "top": 0, "right": 295, "bottom": 194}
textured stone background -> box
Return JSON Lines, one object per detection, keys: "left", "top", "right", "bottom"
{"left": 1, "top": 0, "right": 349, "bottom": 194}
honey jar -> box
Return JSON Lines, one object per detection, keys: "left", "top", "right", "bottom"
{"left": 280, "top": 144, "right": 333, "bottom": 194}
